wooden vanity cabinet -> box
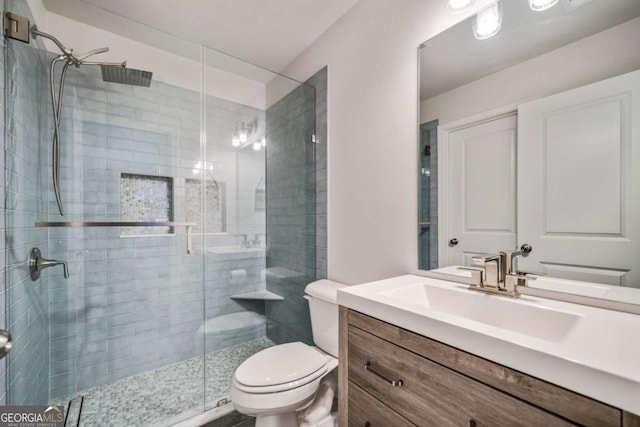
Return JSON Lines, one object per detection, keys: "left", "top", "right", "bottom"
{"left": 339, "top": 307, "right": 640, "bottom": 427}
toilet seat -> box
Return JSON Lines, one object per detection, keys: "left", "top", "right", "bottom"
{"left": 234, "top": 342, "right": 330, "bottom": 394}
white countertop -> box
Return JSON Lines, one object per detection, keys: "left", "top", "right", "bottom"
{"left": 338, "top": 274, "right": 640, "bottom": 415}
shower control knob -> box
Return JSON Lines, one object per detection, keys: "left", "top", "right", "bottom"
{"left": 449, "top": 238, "right": 459, "bottom": 246}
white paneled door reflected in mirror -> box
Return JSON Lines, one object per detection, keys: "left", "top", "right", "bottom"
{"left": 418, "top": 0, "right": 640, "bottom": 305}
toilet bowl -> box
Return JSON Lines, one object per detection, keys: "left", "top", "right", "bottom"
{"left": 231, "top": 280, "right": 345, "bottom": 427}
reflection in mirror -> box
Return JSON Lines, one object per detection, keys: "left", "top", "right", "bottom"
{"left": 418, "top": 0, "right": 640, "bottom": 305}
{"left": 419, "top": 120, "right": 439, "bottom": 270}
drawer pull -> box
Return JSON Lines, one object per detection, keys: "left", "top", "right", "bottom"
{"left": 364, "top": 361, "right": 404, "bottom": 387}
{"left": 364, "top": 423, "right": 371, "bottom": 427}
{"left": 469, "top": 420, "right": 477, "bottom": 427}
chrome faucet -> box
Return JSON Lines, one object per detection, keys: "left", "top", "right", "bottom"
{"left": 29, "top": 248, "right": 69, "bottom": 281}
{"left": 235, "top": 234, "right": 249, "bottom": 248}
{"left": 471, "top": 254, "right": 502, "bottom": 288}
{"left": 250, "top": 234, "right": 264, "bottom": 247}
{"left": 500, "top": 244, "right": 532, "bottom": 278}
{"left": 502, "top": 244, "right": 544, "bottom": 293}
{"left": 464, "top": 244, "right": 535, "bottom": 298}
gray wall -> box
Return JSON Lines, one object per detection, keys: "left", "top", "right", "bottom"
{"left": 265, "top": 67, "right": 327, "bottom": 345}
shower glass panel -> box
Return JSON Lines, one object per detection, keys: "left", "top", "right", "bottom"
{"left": 3, "top": 2, "right": 317, "bottom": 426}
{"left": 202, "top": 47, "right": 316, "bottom": 409}
{"left": 4, "top": 1, "right": 208, "bottom": 423}
{"left": 3, "top": 0, "right": 52, "bottom": 407}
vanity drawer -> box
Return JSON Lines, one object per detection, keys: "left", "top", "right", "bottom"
{"left": 348, "top": 325, "right": 575, "bottom": 427}
{"left": 348, "top": 381, "right": 415, "bottom": 427}
{"left": 346, "top": 309, "right": 621, "bottom": 427}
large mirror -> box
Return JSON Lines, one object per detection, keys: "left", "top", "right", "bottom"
{"left": 419, "top": 0, "right": 640, "bottom": 306}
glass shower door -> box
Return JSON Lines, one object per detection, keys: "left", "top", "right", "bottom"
{"left": 3, "top": 1, "right": 317, "bottom": 425}
{"left": 3, "top": 2, "right": 208, "bottom": 424}
{"left": 202, "top": 47, "right": 317, "bottom": 409}
{"left": 3, "top": 0, "right": 52, "bottom": 406}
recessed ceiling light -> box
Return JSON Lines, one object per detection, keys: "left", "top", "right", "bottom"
{"left": 528, "top": 0, "right": 560, "bottom": 11}
{"left": 473, "top": 1, "right": 502, "bottom": 40}
{"left": 448, "top": 0, "right": 474, "bottom": 13}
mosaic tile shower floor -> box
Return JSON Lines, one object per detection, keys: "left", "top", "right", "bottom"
{"left": 51, "top": 338, "right": 274, "bottom": 427}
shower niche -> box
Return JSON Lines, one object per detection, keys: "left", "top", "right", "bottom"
{"left": 120, "top": 173, "right": 174, "bottom": 235}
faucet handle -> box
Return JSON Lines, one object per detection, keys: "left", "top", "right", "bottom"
{"left": 504, "top": 273, "right": 537, "bottom": 295}
{"left": 458, "top": 267, "right": 484, "bottom": 286}
{"left": 501, "top": 244, "right": 533, "bottom": 257}
{"left": 471, "top": 254, "right": 500, "bottom": 266}
{"left": 29, "top": 248, "right": 70, "bottom": 281}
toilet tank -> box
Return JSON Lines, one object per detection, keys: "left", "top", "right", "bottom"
{"left": 304, "top": 279, "right": 346, "bottom": 358}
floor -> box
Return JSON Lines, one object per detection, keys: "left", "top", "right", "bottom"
{"left": 202, "top": 411, "right": 255, "bottom": 427}
{"left": 51, "top": 338, "right": 273, "bottom": 427}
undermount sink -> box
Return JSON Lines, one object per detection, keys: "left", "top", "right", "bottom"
{"left": 379, "top": 282, "right": 582, "bottom": 343}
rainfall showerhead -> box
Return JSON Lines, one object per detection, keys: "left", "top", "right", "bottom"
{"left": 101, "top": 65, "right": 153, "bottom": 87}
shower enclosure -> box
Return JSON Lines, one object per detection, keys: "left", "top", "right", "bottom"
{"left": 1, "top": 1, "right": 319, "bottom": 425}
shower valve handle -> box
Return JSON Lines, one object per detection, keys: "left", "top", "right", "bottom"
{"left": 29, "top": 248, "right": 70, "bottom": 281}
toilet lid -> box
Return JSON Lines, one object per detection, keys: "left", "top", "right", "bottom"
{"left": 235, "top": 342, "right": 329, "bottom": 388}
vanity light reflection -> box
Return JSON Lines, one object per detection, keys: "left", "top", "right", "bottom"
{"left": 448, "top": 0, "right": 475, "bottom": 13}
{"left": 473, "top": 1, "right": 502, "bottom": 40}
{"left": 528, "top": 0, "right": 560, "bottom": 11}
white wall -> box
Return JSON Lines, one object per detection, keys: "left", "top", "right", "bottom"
{"left": 26, "top": 0, "right": 47, "bottom": 30}
{"left": 278, "top": 0, "right": 495, "bottom": 285}
{"left": 421, "top": 17, "right": 640, "bottom": 125}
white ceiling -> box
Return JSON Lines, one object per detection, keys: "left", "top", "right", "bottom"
{"left": 42, "top": 0, "right": 361, "bottom": 73}
{"left": 420, "top": 0, "right": 640, "bottom": 101}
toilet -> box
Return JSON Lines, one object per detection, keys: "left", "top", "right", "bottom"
{"left": 231, "top": 279, "right": 345, "bottom": 427}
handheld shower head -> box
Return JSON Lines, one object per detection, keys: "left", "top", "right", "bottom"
{"left": 33, "top": 26, "right": 153, "bottom": 215}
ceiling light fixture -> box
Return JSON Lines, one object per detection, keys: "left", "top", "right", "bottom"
{"left": 232, "top": 120, "right": 260, "bottom": 148}
{"left": 528, "top": 0, "right": 560, "bottom": 11}
{"left": 238, "top": 124, "right": 248, "bottom": 143}
{"left": 252, "top": 141, "right": 262, "bottom": 151}
{"left": 447, "top": 0, "right": 474, "bottom": 13}
{"left": 473, "top": 1, "right": 502, "bottom": 40}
